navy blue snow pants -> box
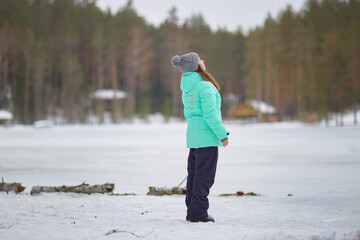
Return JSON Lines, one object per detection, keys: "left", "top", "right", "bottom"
{"left": 185, "top": 146, "right": 218, "bottom": 222}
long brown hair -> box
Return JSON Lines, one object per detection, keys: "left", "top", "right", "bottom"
{"left": 197, "top": 65, "right": 220, "bottom": 91}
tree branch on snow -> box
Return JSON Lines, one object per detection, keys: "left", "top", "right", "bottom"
{"left": 0, "top": 178, "right": 26, "bottom": 193}
{"left": 30, "top": 182, "right": 114, "bottom": 195}
{"left": 147, "top": 186, "right": 186, "bottom": 196}
{"left": 104, "top": 229, "right": 153, "bottom": 238}
{"left": 219, "top": 190, "right": 261, "bottom": 197}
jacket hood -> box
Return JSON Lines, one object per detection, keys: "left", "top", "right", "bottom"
{"left": 180, "top": 72, "right": 203, "bottom": 93}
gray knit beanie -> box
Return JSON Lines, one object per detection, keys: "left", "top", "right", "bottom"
{"left": 171, "top": 52, "right": 199, "bottom": 73}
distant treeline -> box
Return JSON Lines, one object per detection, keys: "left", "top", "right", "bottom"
{"left": 0, "top": 0, "right": 359, "bottom": 124}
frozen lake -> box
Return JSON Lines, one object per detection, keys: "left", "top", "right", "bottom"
{"left": 1, "top": 122, "right": 360, "bottom": 240}
{"left": 1, "top": 123, "right": 359, "bottom": 195}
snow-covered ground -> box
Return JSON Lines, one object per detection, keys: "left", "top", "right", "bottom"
{"left": 321, "top": 110, "right": 360, "bottom": 127}
{"left": 1, "top": 122, "right": 360, "bottom": 240}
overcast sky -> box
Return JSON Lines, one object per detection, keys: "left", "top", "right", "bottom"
{"left": 96, "top": 0, "right": 306, "bottom": 33}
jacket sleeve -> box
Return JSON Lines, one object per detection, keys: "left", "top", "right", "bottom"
{"left": 199, "top": 84, "right": 228, "bottom": 141}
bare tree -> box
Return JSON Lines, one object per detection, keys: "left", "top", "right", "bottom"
{"left": 124, "top": 26, "right": 153, "bottom": 121}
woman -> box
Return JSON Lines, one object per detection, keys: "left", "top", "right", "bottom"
{"left": 171, "top": 52, "right": 229, "bottom": 223}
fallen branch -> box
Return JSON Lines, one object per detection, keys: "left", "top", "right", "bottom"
{"left": 109, "top": 193, "right": 136, "bottom": 196}
{"left": 147, "top": 186, "right": 186, "bottom": 196}
{"left": 105, "top": 229, "right": 153, "bottom": 238}
{"left": 219, "top": 190, "right": 261, "bottom": 197}
{"left": 0, "top": 178, "right": 26, "bottom": 193}
{"left": 30, "top": 182, "right": 114, "bottom": 195}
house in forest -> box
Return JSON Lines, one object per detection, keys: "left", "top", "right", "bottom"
{"left": 0, "top": 110, "right": 13, "bottom": 125}
{"left": 228, "top": 100, "right": 277, "bottom": 123}
{"left": 92, "top": 89, "right": 126, "bottom": 101}
{"left": 91, "top": 89, "right": 127, "bottom": 123}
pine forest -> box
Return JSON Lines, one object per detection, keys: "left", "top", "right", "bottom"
{"left": 0, "top": 0, "right": 359, "bottom": 124}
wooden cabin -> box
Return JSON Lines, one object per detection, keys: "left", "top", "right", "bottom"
{"left": 90, "top": 89, "right": 127, "bottom": 123}
{"left": 0, "top": 110, "right": 13, "bottom": 125}
{"left": 91, "top": 89, "right": 126, "bottom": 110}
{"left": 229, "top": 100, "right": 277, "bottom": 123}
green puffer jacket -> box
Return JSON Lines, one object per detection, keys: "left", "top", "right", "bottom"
{"left": 180, "top": 72, "right": 228, "bottom": 148}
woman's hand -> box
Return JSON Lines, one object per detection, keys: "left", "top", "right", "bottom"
{"left": 222, "top": 139, "right": 229, "bottom": 147}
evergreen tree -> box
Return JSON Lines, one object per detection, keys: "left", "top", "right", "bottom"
{"left": 0, "top": 0, "right": 358, "bottom": 124}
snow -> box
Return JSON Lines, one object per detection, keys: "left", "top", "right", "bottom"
{"left": 1, "top": 122, "right": 360, "bottom": 240}
{"left": 146, "top": 112, "right": 166, "bottom": 123}
{"left": 321, "top": 110, "right": 360, "bottom": 127}
{"left": 0, "top": 110, "right": 13, "bottom": 120}
{"left": 248, "top": 100, "right": 276, "bottom": 114}
{"left": 92, "top": 89, "right": 126, "bottom": 100}
{"left": 33, "top": 120, "right": 55, "bottom": 128}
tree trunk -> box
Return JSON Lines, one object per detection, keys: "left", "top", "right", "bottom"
{"left": 125, "top": 27, "right": 142, "bottom": 121}
{"left": 147, "top": 186, "right": 186, "bottom": 196}
{"left": 0, "top": 179, "right": 26, "bottom": 193}
{"left": 2, "top": 34, "right": 9, "bottom": 96}
{"left": 352, "top": 40, "right": 358, "bottom": 125}
{"left": 275, "top": 57, "right": 281, "bottom": 121}
{"left": 254, "top": 34, "right": 262, "bottom": 102}
{"left": 169, "top": 31, "right": 183, "bottom": 118}
{"left": 96, "top": 36, "right": 104, "bottom": 123}
{"left": 296, "top": 39, "right": 303, "bottom": 118}
{"left": 34, "top": 43, "right": 45, "bottom": 121}
{"left": 30, "top": 182, "right": 114, "bottom": 195}
{"left": 61, "top": 53, "right": 67, "bottom": 123}
{"left": 111, "top": 55, "right": 120, "bottom": 122}
{"left": 265, "top": 36, "right": 271, "bottom": 104}
{"left": 0, "top": 28, "right": 4, "bottom": 108}
{"left": 24, "top": 42, "right": 31, "bottom": 124}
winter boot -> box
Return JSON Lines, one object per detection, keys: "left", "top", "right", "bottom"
{"left": 190, "top": 215, "right": 215, "bottom": 223}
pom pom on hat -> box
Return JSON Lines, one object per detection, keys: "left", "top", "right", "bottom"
{"left": 170, "top": 52, "right": 199, "bottom": 73}
{"left": 171, "top": 55, "right": 181, "bottom": 67}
